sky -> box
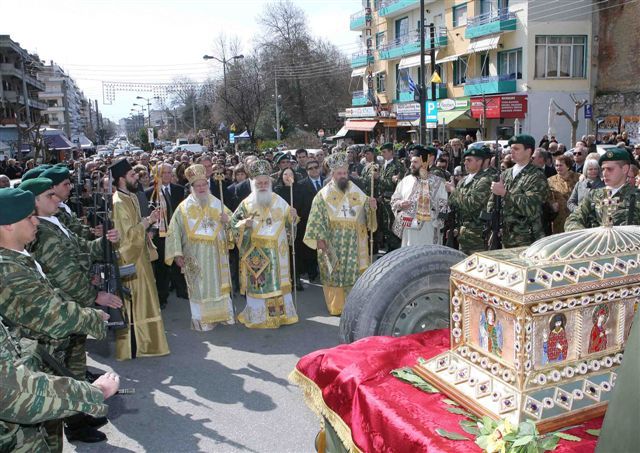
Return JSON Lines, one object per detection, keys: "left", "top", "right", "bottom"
{"left": 3, "top": 0, "right": 362, "bottom": 122}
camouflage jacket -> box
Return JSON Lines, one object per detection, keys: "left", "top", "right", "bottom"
{"left": 380, "top": 159, "right": 405, "bottom": 198}
{"left": 0, "top": 248, "right": 106, "bottom": 364}
{"left": 29, "top": 218, "right": 102, "bottom": 307}
{"left": 449, "top": 171, "right": 493, "bottom": 253}
{"left": 361, "top": 162, "right": 381, "bottom": 199}
{"left": 0, "top": 316, "right": 107, "bottom": 452}
{"left": 428, "top": 165, "right": 448, "bottom": 181}
{"left": 565, "top": 184, "right": 640, "bottom": 231}
{"left": 487, "top": 164, "right": 549, "bottom": 248}
{"left": 56, "top": 203, "right": 93, "bottom": 240}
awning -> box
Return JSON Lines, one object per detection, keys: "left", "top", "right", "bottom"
{"left": 373, "top": 68, "right": 386, "bottom": 75}
{"left": 436, "top": 53, "right": 463, "bottom": 64}
{"left": 345, "top": 120, "right": 378, "bottom": 132}
{"left": 44, "top": 134, "right": 74, "bottom": 150}
{"left": 467, "top": 35, "right": 501, "bottom": 53}
{"left": 328, "top": 126, "right": 349, "bottom": 140}
{"left": 399, "top": 51, "right": 439, "bottom": 70}
{"left": 410, "top": 110, "right": 477, "bottom": 126}
{"left": 351, "top": 67, "right": 366, "bottom": 78}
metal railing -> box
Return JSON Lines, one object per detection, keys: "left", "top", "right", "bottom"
{"left": 350, "top": 9, "right": 367, "bottom": 21}
{"left": 379, "top": 28, "right": 447, "bottom": 52}
{"left": 378, "top": 0, "right": 417, "bottom": 9}
{"left": 467, "top": 7, "right": 516, "bottom": 27}
{"left": 352, "top": 90, "right": 366, "bottom": 98}
{"left": 351, "top": 50, "right": 373, "bottom": 58}
{"left": 465, "top": 73, "right": 516, "bottom": 85}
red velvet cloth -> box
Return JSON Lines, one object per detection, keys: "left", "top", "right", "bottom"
{"left": 296, "top": 329, "right": 601, "bottom": 453}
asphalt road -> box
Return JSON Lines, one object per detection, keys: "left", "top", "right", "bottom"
{"left": 64, "top": 280, "right": 340, "bottom": 453}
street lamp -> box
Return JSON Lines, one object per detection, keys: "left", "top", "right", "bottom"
{"left": 136, "top": 95, "right": 159, "bottom": 128}
{"left": 202, "top": 53, "right": 244, "bottom": 109}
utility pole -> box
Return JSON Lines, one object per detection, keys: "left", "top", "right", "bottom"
{"left": 94, "top": 99, "right": 101, "bottom": 145}
{"left": 429, "top": 22, "right": 436, "bottom": 143}
{"left": 275, "top": 75, "right": 281, "bottom": 141}
{"left": 192, "top": 100, "right": 196, "bottom": 132}
{"left": 418, "top": 0, "right": 426, "bottom": 145}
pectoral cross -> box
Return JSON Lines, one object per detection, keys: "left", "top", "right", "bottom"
{"left": 341, "top": 204, "right": 350, "bottom": 217}
{"left": 201, "top": 213, "right": 215, "bottom": 232}
{"left": 599, "top": 189, "right": 620, "bottom": 228}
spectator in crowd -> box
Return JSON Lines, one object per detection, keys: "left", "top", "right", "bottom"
{"left": 547, "top": 155, "right": 580, "bottom": 234}
{"left": 572, "top": 142, "right": 588, "bottom": 174}
{"left": 532, "top": 148, "right": 557, "bottom": 178}
{"left": 567, "top": 159, "right": 604, "bottom": 212}
{"left": 0, "top": 175, "right": 10, "bottom": 188}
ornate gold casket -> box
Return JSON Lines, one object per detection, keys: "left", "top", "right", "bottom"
{"left": 415, "top": 226, "right": 639, "bottom": 432}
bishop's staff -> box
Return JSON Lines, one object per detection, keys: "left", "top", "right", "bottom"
{"left": 283, "top": 171, "right": 298, "bottom": 310}
{"left": 148, "top": 163, "right": 167, "bottom": 237}
{"left": 369, "top": 163, "right": 378, "bottom": 264}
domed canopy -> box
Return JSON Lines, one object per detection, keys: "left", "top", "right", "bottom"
{"left": 521, "top": 226, "right": 640, "bottom": 265}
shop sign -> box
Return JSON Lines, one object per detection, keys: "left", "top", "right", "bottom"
{"left": 470, "top": 94, "right": 528, "bottom": 119}
{"left": 438, "top": 98, "right": 469, "bottom": 111}
{"left": 395, "top": 102, "right": 420, "bottom": 121}
{"left": 345, "top": 106, "right": 377, "bottom": 118}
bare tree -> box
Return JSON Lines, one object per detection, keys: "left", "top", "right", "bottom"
{"left": 552, "top": 94, "right": 588, "bottom": 146}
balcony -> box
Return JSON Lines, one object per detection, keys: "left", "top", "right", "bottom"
{"left": 378, "top": 29, "right": 448, "bottom": 60}
{"left": 351, "top": 51, "right": 374, "bottom": 68}
{"left": 0, "top": 63, "right": 46, "bottom": 91}
{"left": 395, "top": 84, "right": 448, "bottom": 103}
{"left": 463, "top": 74, "right": 517, "bottom": 96}
{"left": 350, "top": 9, "right": 369, "bottom": 30}
{"left": 378, "top": 0, "right": 427, "bottom": 18}
{"left": 465, "top": 8, "right": 517, "bottom": 39}
{"left": 352, "top": 91, "right": 369, "bottom": 106}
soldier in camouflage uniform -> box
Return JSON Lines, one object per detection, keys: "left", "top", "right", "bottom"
{"left": 488, "top": 135, "right": 549, "bottom": 248}
{"left": 41, "top": 166, "right": 93, "bottom": 240}
{"left": 360, "top": 147, "right": 383, "bottom": 254}
{"left": 446, "top": 144, "right": 493, "bottom": 255}
{"left": 0, "top": 313, "right": 118, "bottom": 452}
{"left": 0, "top": 187, "right": 109, "bottom": 452}
{"left": 565, "top": 148, "right": 640, "bottom": 230}
{"left": 379, "top": 142, "right": 405, "bottom": 252}
{"left": 22, "top": 178, "right": 123, "bottom": 443}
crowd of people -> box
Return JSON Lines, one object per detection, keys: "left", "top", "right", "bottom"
{"left": 1, "top": 129, "right": 639, "bottom": 451}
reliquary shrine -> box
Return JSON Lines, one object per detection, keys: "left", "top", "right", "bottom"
{"left": 415, "top": 225, "right": 640, "bottom": 432}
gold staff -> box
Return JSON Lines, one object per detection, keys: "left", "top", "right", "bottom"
{"left": 369, "top": 163, "right": 378, "bottom": 264}
{"left": 284, "top": 172, "right": 298, "bottom": 311}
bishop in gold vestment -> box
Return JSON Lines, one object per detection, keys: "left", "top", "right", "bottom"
{"left": 110, "top": 159, "right": 170, "bottom": 360}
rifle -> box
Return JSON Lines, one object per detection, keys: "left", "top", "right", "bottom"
{"left": 481, "top": 142, "right": 502, "bottom": 250}
{"left": 445, "top": 178, "right": 458, "bottom": 249}
{"left": 72, "top": 165, "right": 84, "bottom": 218}
{"left": 92, "top": 171, "right": 131, "bottom": 330}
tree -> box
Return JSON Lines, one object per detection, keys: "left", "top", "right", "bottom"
{"left": 552, "top": 94, "right": 588, "bottom": 146}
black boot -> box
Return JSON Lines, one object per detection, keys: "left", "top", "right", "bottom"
{"left": 65, "top": 414, "right": 107, "bottom": 443}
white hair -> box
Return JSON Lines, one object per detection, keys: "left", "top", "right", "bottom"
{"left": 583, "top": 159, "right": 601, "bottom": 178}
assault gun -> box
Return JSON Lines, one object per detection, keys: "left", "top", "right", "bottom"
{"left": 92, "top": 171, "right": 131, "bottom": 330}
{"left": 480, "top": 139, "right": 502, "bottom": 250}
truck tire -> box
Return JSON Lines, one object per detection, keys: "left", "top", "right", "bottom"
{"left": 338, "top": 245, "right": 466, "bottom": 343}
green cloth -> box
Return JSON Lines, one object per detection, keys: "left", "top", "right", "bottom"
{"left": 19, "top": 177, "right": 53, "bottom": 196}
{"left": 40, "top": 166, "right": 70, "bottom": 186}
{"left": 598, "top": 148, "right": 631, "bottom": 164}
{"left": 508, "top": 134, "right": 536, "bottom": 150}
{"left": 21, "top": 167, "right": 47, "bottom": 181}
{"left": 0, "top": 188, "right": 35, "bottom": 225}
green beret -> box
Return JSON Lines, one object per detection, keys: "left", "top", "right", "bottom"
{"left": 464, "top": 143, "right": 490, "bottom": 159}
{"left": 21, "top": 167, "right": 47, "bottom": 181}
{"left": 0, "top": 188, "right": 35, "bottom": 225}
{"left": 363, "top": 146, "right": 377, "bottom": 155}
{"left": 508, "top": 134, "right": 536, "bottom": 150}
{"left": 380, "top": 142, "right": 394, "bottom": 151}
{"left": 40, "top": 166, "right": 70, "bottom": 186}
{"left": 275, "top": 153, "right": 291, "bottom": 164}
{"left": 19, "top": 177, "right": 53, "bottom": 196}
{"left": 599, "top": 148, "right": 631, "bottom": 165}
{"left": 424, "top": 145, "right": 437, "bottom": 155}
{"left": 39, "top": 164, "right": 53, "bottom": 170}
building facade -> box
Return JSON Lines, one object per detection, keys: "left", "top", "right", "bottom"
{"left": 347, "top": 0, "right": 594, "bottom": 145}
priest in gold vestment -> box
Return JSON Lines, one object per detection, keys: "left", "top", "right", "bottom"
{"left": 304, "top": 152, "right": 377, "bottom": 315}
{"left": 230, "top": 159, "right": 299, "bottom": 329}
{"left": 110, "top": 158, "right": 170, "bottom": 360}
{"left": 165, "top": 164, "right": 235, "bottom": 331}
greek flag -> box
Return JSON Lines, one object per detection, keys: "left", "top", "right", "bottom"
{"left": 408, "top": 74, "right": 417, "bottom": 93}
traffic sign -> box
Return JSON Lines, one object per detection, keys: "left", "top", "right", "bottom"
{"left": 426, "top": 101, "right": 438, "bottom": 123}
{"left": 229, "top": 132, "right": 235, "bottom": 144}
{"left": 584, "top": 104, "right": 593, "bottom": 119}
{"left": 426, "top": 122, "right": 437, "bottom": 129}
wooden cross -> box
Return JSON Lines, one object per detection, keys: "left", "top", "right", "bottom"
{"left": 599, "top": 189, "right": 620, "bottom": 227}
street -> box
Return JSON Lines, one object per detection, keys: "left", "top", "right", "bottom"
{"left": 65, "top": 280, "right": 338, "bottom": 453}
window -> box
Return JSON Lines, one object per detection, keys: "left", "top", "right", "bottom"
{"left": 480, "top": 0, "right": 508, "bottom": 15}
{"left": 480, "top": 54, "right": 490, "bottom": 77}
{"left": 375, "top": 32, "right": 385, "bottom": 50}
{"left": 498, "top": 48, "right": 522, "bottom": 79}
{"left": 376, "top": 73, "right": 386, "bottom": 92}
{"left": 395, "top": 16, "right": 409, "bottom": 39}
{"left": 535, "top": 35, "right": 586, "bottom": 78}
{"left": 452, "top": 4, "right": 468, "bottom": 27}
{"left": 453, "top": 57, "right": 468, "bottom": 85}
{"left": 395, "top": 64, "right": 409, "bottom": 99}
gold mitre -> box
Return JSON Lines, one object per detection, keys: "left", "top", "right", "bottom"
{"left": 185, "top": 164, "right": 207, "bottom": 184}
{"left": 248, "top": 159, "right": 272, "bottom": 178}
{"left": 327, "top": 152, "right": 349, "bottom": 171}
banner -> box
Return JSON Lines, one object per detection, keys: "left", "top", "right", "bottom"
{"left": 470, "top": 95, "right": 527, "bottom": 119}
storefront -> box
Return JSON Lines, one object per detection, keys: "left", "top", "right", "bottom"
{"left": 470, "top": 94, "right": 528, "bottom": 140}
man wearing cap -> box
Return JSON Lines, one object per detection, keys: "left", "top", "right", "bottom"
{"left": 230, "top": 159, "right": 299, "bottom": 328}
{"left": 378, "top": 142, "right": 405, "bottom": 252}
{"left": 22, "top": 177, "right": 123, "bottom": 443}
{"left": 41, "top": 165, "right": 93, "bottom": 240}
{"left": 445, "top": 144, "right": 493, "bottom": 254}
{"left": 271, "top": 152, "right": 291, "bottom": 180}
{"left": 304, "top": 152, "right": 377, "bottom": 315}
{"left": 488, "top": 134, "right": 549, "bottom": 248}
{"left": 360, "top": 147, "right": 383, "bottom": 252}
{"left": 165, "top": 164, "right": 235, "bottom": 331}
{"left": 0, "top": 187, "right": 109, "bottom": 451}
{"left": 565, "top": 149, "right": 640, "bottom": 230}
{"left": 110, "top": 158, "right": 170, "bottom": 360}
{"left": 391, "top": 145, "right": 448, "bottom": 247}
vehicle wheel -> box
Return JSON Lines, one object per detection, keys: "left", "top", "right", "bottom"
{"left": 338, "top": 245, "right": 466, "bottom": 343}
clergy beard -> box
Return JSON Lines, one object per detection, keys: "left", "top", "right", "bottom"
{"left": 411, "top": 167, "right": 421, "bottom": 177}
{"left": 255, "top": 189, "right": 272, "bottom": 208}
{"left": 191, "top": 188, "right": 209, "bottom": 207}
{"left": 125, "top": 180, "right": 138, "bottom": 192}
{"left": 336, "top": 177, "right": 349, "bottom": 192}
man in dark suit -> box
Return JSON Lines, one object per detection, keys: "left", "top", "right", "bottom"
{"left": 145, "top": 163, "right": 187, "bottom": 308}
{"left": 297, "top": 159, "right": 323, "bottom": 282}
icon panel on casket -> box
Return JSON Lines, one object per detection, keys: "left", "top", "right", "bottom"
{"left": 414, "top": 225, "right": 640, "bottom": 432}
